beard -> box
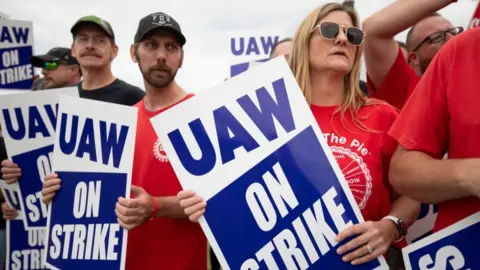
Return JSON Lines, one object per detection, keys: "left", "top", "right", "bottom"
{"left": 139, "top": 60, "right": 177, "bottom": 88}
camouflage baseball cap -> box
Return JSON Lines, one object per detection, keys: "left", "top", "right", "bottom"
{"left": 70, "top": 15, "right": 115, "bottom": 40}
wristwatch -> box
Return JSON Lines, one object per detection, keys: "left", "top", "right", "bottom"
{"left": 382, "top": 215, "right": 407, "bottom": 243}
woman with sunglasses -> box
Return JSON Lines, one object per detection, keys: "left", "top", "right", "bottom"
{"left": 178, "top": 2, "right": 419, "bottom": 268}
{"left": 287, "top": 4, "right": 419, "bottom": 267}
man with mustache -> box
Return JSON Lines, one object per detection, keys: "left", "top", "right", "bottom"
{"left": 30, "top": 47, "right": 81, "bottom": 89}
{"left": 69, "top": 15, "right": 145, "bottom": 105}
{"left": 362, "top": 0, "right": 463, "bottom": 110}
{"left": 1, "top": 15, "right": 146, "bottom": 221}
{"left": 40, "top": 12, "right": 207, "bottom": 270}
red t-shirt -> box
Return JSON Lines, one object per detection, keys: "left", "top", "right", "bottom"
{"left": 311, "top": 101, "right": 398, "bottom": 222}
{"left": 389, "top": 28, "right": 480, "bottom": 232}
{"left": 367, "top": 47, "right": 420, "bottom": 110}
{"left": 126, "top": 94, "right": 207, "bottom": 270}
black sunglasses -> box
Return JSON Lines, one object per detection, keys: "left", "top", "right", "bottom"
{"left": 314, "top": 22, "right": 365, "bottom": 46}
{"left": 411, "top": 27, "right": 464, "bottom": 52}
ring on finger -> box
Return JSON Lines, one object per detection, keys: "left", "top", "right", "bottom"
{"left": 366, "top": 244, "right": 374, "bottom": 255}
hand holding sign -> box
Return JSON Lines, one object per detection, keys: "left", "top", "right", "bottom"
{"left": 115, "top": 185, "right": 154, "bottom": 230}
{"left": 41, "top": 173, "right": 61, "bottom": 204}
{"left": 1, "top": 159, "right": 21, "bottom": 184}
{"left": 335, "top": 220, "right": 398, "bottom": 265}
{"left": 1, "top": 201, "right": 18, "bottom": 219}
{"left": 177, "top": 190, "right": 207, "bottom": 222}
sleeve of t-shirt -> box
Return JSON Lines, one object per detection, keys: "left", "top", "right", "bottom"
{"left": 388, "top": 41, "right": 453, "bottom": 159}
{"left": 367, "top": 47, "right": 420, "bottom": 110}
{"left": 381, "top": 105, "right": 399, "bottom": 194}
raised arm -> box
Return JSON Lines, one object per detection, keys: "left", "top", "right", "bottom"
{"left": 362, "top": 0, "right": 453, "bottom": 88}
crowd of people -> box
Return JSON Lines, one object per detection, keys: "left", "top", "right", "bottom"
{"left": 1, "top": 0, "right": 479, "bottom": 269}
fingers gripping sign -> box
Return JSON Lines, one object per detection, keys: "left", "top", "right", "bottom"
{"left": 335, "top": 220, "right": 397, "bottom": 265}
{"left": 1, "top": 159, "right": 22, "bottom": 184}
{"left": 115, "top": 185, "right": 154, "bottom": 230}
{"left": 177, "top": 190, "right": 207, "bottom": 223}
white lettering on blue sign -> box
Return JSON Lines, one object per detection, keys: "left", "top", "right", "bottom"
{"left": 73, "top": 181, "right": 101, "bottom": 219}
{"left": 11, "top": 230, "right": 46, "bottom": 270}
{"left": 0, "top": 64, "right": 34, "bottom": 85}
{"left": 418, "top": 245, "right": 467, "bottom": 270}
{"left": 58, "top": 113, "right": 129, "bottom": 169}
{"left": 49, "top": 223, "right": 120, "bottom": 261}
{"left": 168, "top": 78, "right": 296, "bottom": 176}
{"left": 240, "top": 162, "right": 353, "bottom": 269}
{"left": 2, "top": 49, "right": 19, "bottom": 67}
{"left": 26, "top": 191, "right": 48, "bottom": 223}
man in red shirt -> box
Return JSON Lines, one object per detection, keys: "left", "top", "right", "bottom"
{"left": 41, "top": 12, "right": 207, "bottom": 270}
{"left": 389, "top": 27, "right": 480, "bottom": 232}
{"left": 362, "top": 0, "right": 463, "bottom": 110}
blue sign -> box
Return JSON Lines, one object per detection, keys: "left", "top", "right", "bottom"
{"left": 0, "top": 19, "right": 34, "bottom": 90}
{"left": 150, "top": 57, "right": 389, "bottom": 269}
{"left": 0, "top": 87, "right": 79, "bottom": 230}
{"left": 402, "top": 212, "right": 480, "bottom": 270}
{"left": 6, "top": 219, "right": 46, "bottom": 270}
{"left": 45, "top": 95, "right": 137, "bottom": 270}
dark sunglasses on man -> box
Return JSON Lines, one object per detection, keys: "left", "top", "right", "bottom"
{"left": 411, "top": 27, "right": 464, "bottom": 52}
{"left": 43, "top": 61, "right": 67, "bottom": 71}
{"left": 313, "top": 22, "right": 365, "bottom": 46}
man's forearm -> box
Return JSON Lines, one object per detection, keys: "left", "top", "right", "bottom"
{"left": 363, "top": 0, "right": 453, "bottom": 38}
{"left": 390, "top": 150, "right": 472, "bottom": 204}
{"left": 155, "top": 196, "right": 188, "bottom": 219}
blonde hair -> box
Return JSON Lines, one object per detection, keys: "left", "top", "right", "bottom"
{"left": 289, "top": 3, "right": 381, "bottom": 131}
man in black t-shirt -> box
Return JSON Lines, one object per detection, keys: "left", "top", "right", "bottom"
{"left": 0, "top": 15, "right": 146, "bottom": 222}
{"left": 70, "top": 15, "right": 145, "bottom": 105}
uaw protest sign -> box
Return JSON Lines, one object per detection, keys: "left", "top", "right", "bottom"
{"left": 402, "top": 212, "right": 480, "bottom": 270}
{"left": 44, "top": 96, "right": 137, "bottom": 270}
{"left": 1, "top": 181, "right": 47, "bottom": 270}
{"left": 0, "top": 87, "right": 78, "bottom": 230}
{"left": 150, "top": 57, "right": 389, "bottom": 270}
{"left": 0, "top": 19, "right": 34, "bottom": 89}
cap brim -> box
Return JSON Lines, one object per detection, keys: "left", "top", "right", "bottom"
{"left": 30, "top": 54, "right": 57, "bottom": 67}
{"left": 138, "top": 26, "right": 186, "bottom": 46}
{"left": 71, "top": 21, "right": 114, "bottom": 39}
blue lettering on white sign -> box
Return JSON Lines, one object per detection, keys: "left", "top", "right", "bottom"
{"left": 3, "top": 187, "right": 21, "bottom": 210}
{"left": 8, "top": 219, "right": 46, "bottom": 270}
{"left": 168, "top": 78, "right": 295, "bottom": 176}
{"left": 46, "top": 172, "right": 127, "bottom": 270}
{"left": 231, "top": 36, "right": 279, "bottom": 56}
{"left": 2, "top": 104, "right": 58, "bottom": 140}
{"left": 58, "top": 113, "right": 129, "bottom": 169}
{"left": 0, "top": 26, "right": 29, "bottom": 44}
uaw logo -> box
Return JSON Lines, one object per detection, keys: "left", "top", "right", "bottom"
{"left": 151, "top": 13, "right": 172, "bottom": 27}
{"left": 153, "top": 138, "right": 169, "bottom": 162}
{"left": 229, "top": 35, "right": 279, "bottom": 77}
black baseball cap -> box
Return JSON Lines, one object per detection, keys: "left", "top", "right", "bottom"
{"left": 134, "top": 12, "right": 186, "bottom": 46}
{"left": 30, "top": 47, "right": 79, "bottom": 67}
{"left": 71, "top": 15, "right": 115, "bottom": 40}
